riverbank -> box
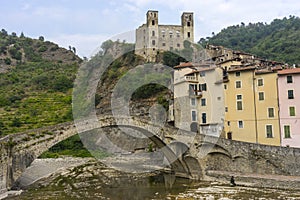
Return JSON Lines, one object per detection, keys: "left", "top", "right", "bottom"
{"left": 4, "top": 156, "right": 300, "bottom": 199}
{"left": 206, "top": 170, "right": 300, "bottom": 190}
{"left": 1, "top": 157, "right": 93, "bottom": 199}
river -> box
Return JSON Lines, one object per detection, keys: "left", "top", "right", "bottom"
{"left": 4, "top": 158, "right": 300, "bottom": 200}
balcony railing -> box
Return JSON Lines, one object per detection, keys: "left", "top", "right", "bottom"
{"left": 189, "top": 89, "right": 202, "bottom": 98}
{"left": 185, "top": 76, "right": 198, "bottom": 82}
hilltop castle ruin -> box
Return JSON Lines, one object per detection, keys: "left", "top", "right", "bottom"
{"left": 135, "top": 10, "right": 194, "bottom": 62}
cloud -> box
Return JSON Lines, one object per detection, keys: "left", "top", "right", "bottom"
{"left": 2, "top": 0, "right": 300, "bottom": 58}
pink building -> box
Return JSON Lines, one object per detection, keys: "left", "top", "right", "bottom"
{"left": 278, "top": 68, "right": 300, "bottom": 147}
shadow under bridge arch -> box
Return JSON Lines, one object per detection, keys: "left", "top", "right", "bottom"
{"left": 90, "top": 124, "right": 190, "bottom": 176}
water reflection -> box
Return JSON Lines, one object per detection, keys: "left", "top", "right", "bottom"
{"left": 6, "top": 167, "right": 300, "bottom": 200}
{"left": 98, "top": 173, "right": 191, "bottom": 200}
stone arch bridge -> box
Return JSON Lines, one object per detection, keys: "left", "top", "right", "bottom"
{"left": 1, "top": 115, "right": 300, "bottom": 193}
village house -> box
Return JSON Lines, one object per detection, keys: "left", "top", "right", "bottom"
{"left": 223, "top": 65, "right": 282, "bottom": 146}
{"left": 169, "top": 62, "right": 224, "bottom": 136}
{"left": 277, "top": 68, "right": 300, "bottom": 147}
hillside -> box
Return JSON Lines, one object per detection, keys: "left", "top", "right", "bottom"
{"left": 198, "top": 16, "right": 300, "bottom": 65}
{"left": 0, "top": 30, "right": 81, "bottom": 135}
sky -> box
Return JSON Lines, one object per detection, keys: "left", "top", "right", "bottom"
{"left": 1, "top": 0, "right": 300, "bottom": 58}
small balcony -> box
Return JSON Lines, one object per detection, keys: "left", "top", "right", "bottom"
{"left": 189, "top": 89, "right": 202, "bottom": 98}
{"left": 185, "top": 76, "right": 198, "bottom": 82}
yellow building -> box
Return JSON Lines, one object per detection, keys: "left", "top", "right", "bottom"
{"left": 224, "top": 66, "right": 281, "bottom": 146}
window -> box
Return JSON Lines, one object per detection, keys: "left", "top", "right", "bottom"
{"left": 191, "top": 98, "right": 196, "bottom": 106}
{"left": 200, "top": 72, "right": 205, "bottom": 77}
{"left": 152, "top": 40, "right": 155, "bottom": 45}
{"left": 152, "top": 20, "right": 155, "bottom": 25}
{"left": 235, "top": 81, "right": 241, "bottom": 88}
{"left": 266, "top": 125, "right": 273, "bottom": 138}
{"left": 187, "top": 32, "right": 191, "bottom": 38}
{"left": 177, "top": 43, "right": 180, "bottom": 47}
{"left": 268, "top": 108, "right": 274, "bottom": 118}
{"left": 227, "top": 121, "right": 230, "bottom": 126}
{"left": 200, "top": 83, "right": 207, "bottom": 91}
{"left": 187, "top": 21, "right": 191, "bottom": 27}
{"left": 227, "top": 132, "right": 232, "bottom": 140}
{"left": 289, "top": 106, "right": 296, "bottom": 116}
{"left": 258, "top": 79, "right": 264, "bottom": 86}
{"left": 202, "top": 113, "right": 207, "bottom": 124}
{"left": 288, "top": 90, "right": 294, "bottom": 99}
{"left": 284, "top": 125, "right": 291, "bottom": 138}
{"left": 224, "top": 84, "right": 227, "bottom": 90}
{"left": 189, "top": 84, "right": 197, "bottom": 95}
{"left": 201, "top": 98, "right": 206, "bottom": 106}
{"left": 237, "top": 101, "right": 243, "bottom": 110}
{"left": 238, "top": 121, "right": 244, "bottom": 128}
{"left": 235, "top": 71, "right": 241, "bottom": 77}
{"left": 170, "top": 47, "right": 173, "bottom": 51}
{"left": 162, "top": 43, "right": 166, "bottom": 47}
{"left": 176, "top": 31, "right": 180, "bottom": 37}
{"left": 152, "top": 31, "right": 155, "bottom": 36}
{"left": 259, "top": 92, "right": 264, "bottom": 101}
{"left": 169, "top": 31, "right": 173, "bottom": 38}
{"left": 225, "top": 107, "right": 228, "bottom": 112}
{"left": 236, "top": 95, "right": 242, "bottom": 100}
{"left": 287, "top": 75, "right": 293, "bottom": 83}
{"left": 191, "top": 110, "right": 197, "bottom": 121}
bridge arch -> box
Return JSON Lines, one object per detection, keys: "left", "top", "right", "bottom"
{"left": 1, "top": 115, "right": 193, "bottom": 191}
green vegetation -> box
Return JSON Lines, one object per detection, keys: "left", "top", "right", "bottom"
{"left": 0, "top": 61, "right": 77, "bottom": 135}
{"left": 162, "top": 51, "right": 187, "bottom": 67}
{"left": 0, "top": 30, "right": 80, "bottom": 135}
{"left": 198, "top": 16, "right": 300, "bottom": 64}
{"left": 162, "top": 40, "right": 197, "bottom": 67}
{"left": 39, "top": 134, "right": 92, "bottom": 158}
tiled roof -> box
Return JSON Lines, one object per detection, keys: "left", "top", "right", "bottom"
{"left": 184, "top": 67, "right": 217, "bottom": 76}
{"left": 174, "top": 62, "right": 194, "bottom": 69}
{"left": 227, "top": 66, "right": 256, "bottom": 72}
{"left": 278, "top": 68, "right": 300, "bottom": 75}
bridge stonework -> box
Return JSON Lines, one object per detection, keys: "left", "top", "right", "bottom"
{"left": 1, "top": 115, "right": 300, "bottom": 193}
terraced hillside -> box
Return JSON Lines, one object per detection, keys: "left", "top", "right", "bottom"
{"left": 0, "top": 30, "right": 81, "bottom": 135}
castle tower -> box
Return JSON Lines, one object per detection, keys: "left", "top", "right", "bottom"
{"left": 146, "top": 10, "right": 158, "bottom": 27}
{"left": 181, "top": 12, "right": 194, "bottom": 43}
{"left": 146, "top": 10, "right": 159, "bottom": 62}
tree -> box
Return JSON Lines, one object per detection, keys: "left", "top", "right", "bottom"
{"left": 1, "top": 29, "right": 8, "bottom": 36}
{"left": 4, "top": 58, "right": 11, "bottom": 65}
{"left": 39, "top": 36, "right": 44, "bottom": 41}
{"left": 11, "top": 117, "right": 21, "bottom": 127}
{"left": 0, "top": 121, "right": 4, "bottom": 135}
{"left": 162, "top": 51, "right": 186, "bottom": 67}
{"left": 20, "top": 32, "right": 25, "bottom": 38}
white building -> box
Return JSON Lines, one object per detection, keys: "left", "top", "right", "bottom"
{"left": 170, "top": 62, "right": 225, "bottom": 136}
